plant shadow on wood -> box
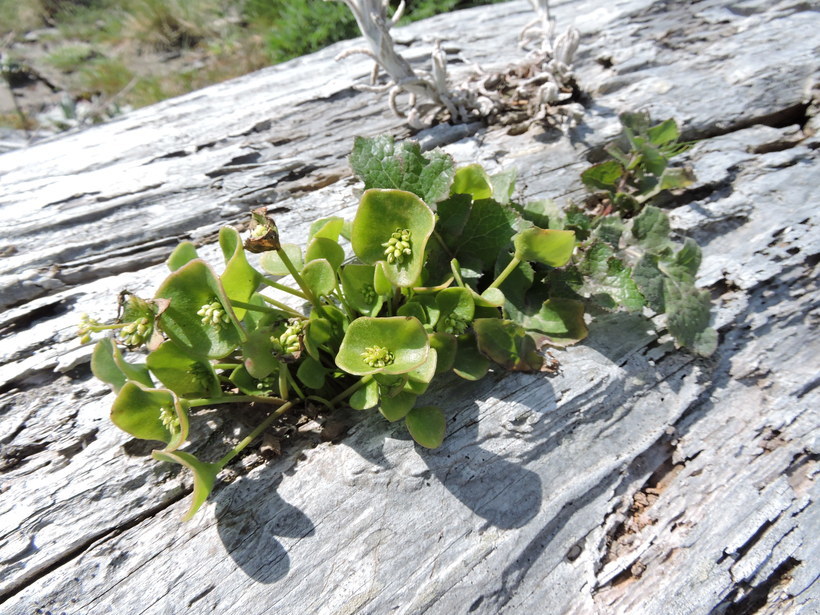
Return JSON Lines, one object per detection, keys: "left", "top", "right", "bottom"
{"left": 213, "top": 471, "right": 315, "bottom": 583}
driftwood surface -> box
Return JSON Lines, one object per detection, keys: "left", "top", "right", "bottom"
{"left": 1, "top": 1, "right": 818, "bottom": 613}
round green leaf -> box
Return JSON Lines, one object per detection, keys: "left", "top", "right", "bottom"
{"left": 452, "top": 334, "right": 490, "bottom": 381}
{"left": 435, "top": 287, "right": 475, "bottom": 335}
{"left": 308, "top": 216, "right": 345, "bottom": 242}
{"left": 403, "top": 348, "right": 438, "bottom": 395}
{"left": 155, "top": 259, "right": 244, "bottom": 359}
{"left": 241, "top": 329, "right": 280, "bottom": 380}
{"left": 91, "top": 338, "right": 153, "bottom": 393}
{"left": 147, "top": 341, "right": 220, "bottom": 398}
{"left": 373, "top": 261, "right": 392, "bottom": 296}
{"left": 340, "top": 264, "right": 380, "bottom": 314}
{"left": 167, "top": 241, "right": 199, "bottom": 271}
{"left": 513, "top": 228, "right": 576, "bottom": 267}
{"left": 478, "top": 287, "right": 505, "bottom": 307}
{"left": 151, "top": 450, "right": 219, "bottom": 521}
{"left": 405, "top": 405, "right": 446, "bottom": 449}
{"left": 473, "top": 318, "right": 544, "bottom": 372}
{"left": 259, "top": 243, "right": 303, "bottom": 276}
{"left": 219, "top": 226, "right": 261, "bottom": 320}
{"left": 351, "top": 189, "right": 435, "bottom": 287}
{"left": 350, "top": 377, "right": 379, "bottom": 410}
{"left": 379, "top": 391, "right": 417, "bottom": 422}
{"left": 305, "top": 236, "right": 345, "bottom": 271}
{"left": 451, "top": 163, "right": 493, "bottom": 200}
{"left": 296, "top": 356, "right": 327, "bottom": 389}
{"left": 335, "top": 316, "right": 429, "bottom": 376}
{"left": 111, "top": 382, "right": 189, "bottom": 451}
{"left": 528, "top": 298, "right": 589, "bottom": 347}
{"left": 429, "top": 332, "right": 456, "bottom": 374}
{"left": 301, "top": 258, "right": 336, "bottom": 296}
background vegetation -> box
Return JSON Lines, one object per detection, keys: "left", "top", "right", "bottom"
{"left": 0, "top": 0, "right": 506, "bottom": 130}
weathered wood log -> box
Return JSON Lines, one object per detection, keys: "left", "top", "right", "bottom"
{"left": 1, "top": 1, "right": 817, "bottom": 613}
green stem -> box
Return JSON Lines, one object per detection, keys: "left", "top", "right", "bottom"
{"left": 188, "top": 395, "right": 286, "bottom": 407}
{"left": 278, "top": 367, "right": 289, "bottom": 401}
{"left": 277, "top": 248, "right": 328, "bottom": 318}
{"left": 284, "top": 367, "right": 306, "bottom": 400}
{"left": 488, "top": 256, "right": 521, "bottom": 290}
{"left": 258, "top": 276, "right": 307, "bottom": 299}
{"left": 258, "top": 294, "right": 306, "bottom": 319}
{"left": 329, "top": 374, "right": 373, "bottom": 407}
{"left": 216, "top": 400, "right": 296, "bottom": 469}
{"left": 213, "top": 363, "right": 240, "bottom": 370}
{"left": 230, "top": 300, "right": 284, "bottom": 315}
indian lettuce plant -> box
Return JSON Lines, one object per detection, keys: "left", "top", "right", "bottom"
{"left": 80, "top": 113, "right": 715, "bottom": 519}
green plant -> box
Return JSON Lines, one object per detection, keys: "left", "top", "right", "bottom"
{"left": 83, "top": 120, "right": 714, "bottom": 519}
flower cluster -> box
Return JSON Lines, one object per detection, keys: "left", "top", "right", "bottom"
{"left": 277, "top": 320, "right": 305, "bottom": 355}
{"left": 120, "top": 317, "right": 151, "bottom": 347}
{"left": 197, "top": 300, "right": 230, "bottom": 328}
{"left": 361, "top": 345, "right": 395, "bottom": 368}
{"left": 159, "top": 406, "right": 180, "bottom": 432}
{"left": 441, "top": 313, "right": 469, "bottom": 335}
{"left": 382, "top": 228, "right": 412, "bottom": 264}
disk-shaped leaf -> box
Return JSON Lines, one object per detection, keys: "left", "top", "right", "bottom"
{"left": 405, "top": 406, "right": 446, "bottom": 449}
{"left": 350, "top": 377, "right": 379, "bottom": 410}
{"left": 241, "top": 329, "right": 279, "bottom": 380}
{"left": 308, "top": 216, "right": 345, "bottom": 242}
{"left": 474, "top": 319, "right": 543, "bottom": 372}
{"left": 379, "top": 391, "right": 417, "bottom": 422}
{"left": 301, "top": 258, "right": 336, "bottom": 296}
{"left": 296, "top": 356, "right": 327, "bottom": 389}
{"left": 167, "top": 241, "right": 199, "bottom": 271}
{"left": 429, "top": 332, "right": 457, "bottom": 373}
{"left": 351, "top": 189, "right": 435, "bottom": 288}
{"left": 151, "top": 450, "right": 219, "bottom": 521}
{"left": 527, "top": 298, "right": 588, "bottom": 347}
{"left": 451, "top": 163, "right": 493, "bottom": 200}
{"left": 111, "top": 382, "right": 189, "bottom": 450}
{"left": 403, "top": 348, "right": 438, "bottom": 395}
{"left": 397, "top": 300, "right": 428, "bottom": 326}
{"left": 219, "top": 226, "right": 260, "bottom": 320}
{"left": 340, "top": 264, "right": 381, "bottom": 315}
{"left": 305, "top": 236, "right": 345, "bottom": 271}
{"left": 304, "top": 317, "right": 333, "bottom": 360}
{"left": 435, "top": 287, "right": 474, "bottom": 334}
{"left": 490, "top": 169, "right": 517, "bottom": 204}
{"left": 452, "top": 333, "right": 490, "bottom": 381}
{"left": 91, "top": 338, "right": 153, "bottom": 393}
{"left": 147, "top": 341, "right": 220, "bottom": 398}
{"left": 336, "top": 316, "right": 429, "bottom": 376}
{"left": 477, "top": 287, "right": 505, "bottom": 308}
{"left": 154, "top": 259, "right": 244, "bottom": 359}
{"left": 513, "top": 228, "right": 576, "bottom": 267}
{"left": 373, "top": 261, "right": 392, "bottom": 296}
{"left": 229, "top": 364, "right": 264, "bottom": 396}
{"left": 259, "top": 244, "right": 304, "bottom": 276}
{"left": 581, "top": 160, "right": 623, "bottom": 192}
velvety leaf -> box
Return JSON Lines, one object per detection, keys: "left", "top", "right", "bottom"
{"left": 490, "top": 169, "right": 517, "bottom": 205}
{"left": 631, "top": 206, "right": 671, "bottom": 252}
{"left": 351, "top": 189, "right": 435, "bottom": 287}
{"left": 151, "top": 450, "right": 220, "bottom": 521}
{"left": 659, "top": 166, "right": 695, "bottom": 191}
{"left": 111, "top": 382, "right": 189, "bottom": 450}
{"left": 147, "top": 341, "right": 220, "bottom": 398}
{"left": 349, "top": 135, "right": 455, "bottom": 204}
{"left": 664, "top": 280, "right": 717, "bottom": 356}
{"left": 513, "top": 228, "right": 576, "bottom": 267}
{"left": 474, "top": 318, "right": 543, "bottom": 371}
{"left": 581, "top": 160, "right": 623, "bottom": 192}
{"left": 632, "top": 254, "right": 666, "bottom": 312}
{"left": 259, "top": 244, "right": 303, "bottom": 276}
{"left": 405, "top": 406, "right": 446, "bottom": 449}
{"left": 663, "top": 238, "right": 702, "bottom": 282}
{"left": 577, "top": 243, "right": 644, "bottom": 312}
{"left": 647, "top": 118, "right": 680, "bottom": 147}
{"left": 167, "top": 242, "right": 199, "bottom": 271}
{"left": 593, "top": 216, "right": 624, "bottom": 247}
{"left": 336, "top": 316, "right": 429, "bottom": 376}
{"left": 451, "top": 163, "right": 493, "bottom": 200}
{"left": 379, "top": 391, "right": 417, "bottom": 422}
